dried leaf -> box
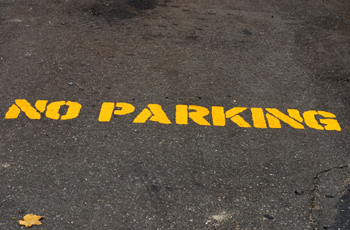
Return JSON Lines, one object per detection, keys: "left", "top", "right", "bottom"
{"left": 19, "top": 214, "right": 43, "bottom": 227}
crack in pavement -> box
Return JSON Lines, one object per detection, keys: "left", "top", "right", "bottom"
{"left": 309, "top": 164, "right": 349, "bottom": 229}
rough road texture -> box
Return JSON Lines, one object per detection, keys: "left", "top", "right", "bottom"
{"left": 0, "top": 0, "right": 349, "bottom": 229}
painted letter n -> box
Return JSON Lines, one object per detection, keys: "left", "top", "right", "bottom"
{"left": 5, "top": 99, "right": 48, "bottom": 119}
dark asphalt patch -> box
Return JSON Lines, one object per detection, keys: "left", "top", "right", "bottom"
{"left": 310, "top": 167, "right": 350, "bottom": 229}
{"left": 87, "top": 4, "right": 136, "bottom": 19}
{"left": 84, "top": 0, "right": 162, "bottom": 20}
{"left": 332, "top": 186, "right": 350, "bottom": 229}
{"left": 128, "top": 0, "right": 157, "bottom": 10}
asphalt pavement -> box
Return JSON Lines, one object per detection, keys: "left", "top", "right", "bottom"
{"left": 0, "top": 0, "right": 349, "bottom": 229}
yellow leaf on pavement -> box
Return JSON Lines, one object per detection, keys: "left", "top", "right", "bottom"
{"left": 19, "top": 214, "right": 43, "bottom": 227}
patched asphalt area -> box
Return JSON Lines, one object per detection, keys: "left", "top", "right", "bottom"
{"left": 310, "top": 167, "right": 350, "bottom": 229}
{"left": 0, "top": 0, "right": 349, "bottom": 229}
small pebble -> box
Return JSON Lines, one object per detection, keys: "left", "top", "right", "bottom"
{"left": 68, "top": 82, "right": 73, "bottom": 86}
{"left": 263, "top": 214, "right": 274, "bottom": 220}
{"left": 324, "top": 225, "right": 329, "bottom": 229}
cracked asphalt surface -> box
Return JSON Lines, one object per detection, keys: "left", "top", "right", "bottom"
{"left": 0, "top": 0, "right": 349, "bottom": 229}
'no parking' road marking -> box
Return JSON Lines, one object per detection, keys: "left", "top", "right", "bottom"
{"left": 3, "top": 99, "right": 342, "bottom": 131}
